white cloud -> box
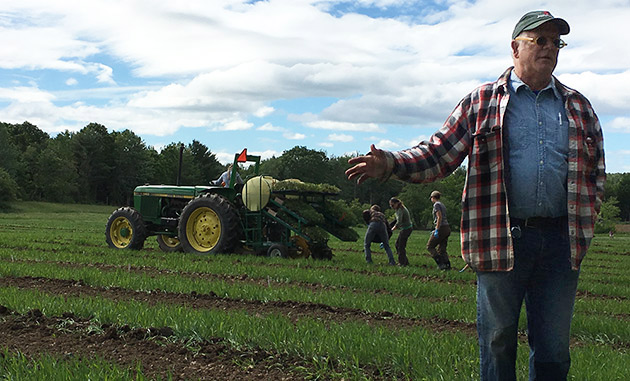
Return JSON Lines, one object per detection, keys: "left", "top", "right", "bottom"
{"left": 0, "top": 0, "right": 628, "bottom": 173}
{"left": 328, "top": 133, "right": 354, "bottom": 142}
{"left": 609, "top": 117, "right": 630, "bottom": 133}
{"left": 375, "top": 139, "right": 400, "bottom": 150}
{"left": 216, "top": 120, "right": 253, "bottom": 131}
{"left": 557, "top": 70, "right": 630, "bottom": 114}
{"left": 0, "top": 86, "right": 55, "bottom": 103}
{"left": 283, "top": 132, "right": 306, "bottom": 140}
{"left": 305, "top": 120, "right": 383, "bottom": 132}
{"left": 257, "top": 122, "right": 284, "bottom": 132}
{"left": 254, "top": 106, "right": 275, "bottom": 117}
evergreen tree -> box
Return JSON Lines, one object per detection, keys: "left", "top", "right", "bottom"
{"left": 72, "top": 123, "right": 115, "bottom": 204}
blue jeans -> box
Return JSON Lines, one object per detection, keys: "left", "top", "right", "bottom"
{"left": 476, "top": 220, "right": 579, "bottom": 381}
{"left": 365, "top": 221, "right": 395, "bottom": 264}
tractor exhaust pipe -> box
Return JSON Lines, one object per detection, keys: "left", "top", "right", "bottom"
{"left": 177, "top": 143, "right": 184, "bottom": 186}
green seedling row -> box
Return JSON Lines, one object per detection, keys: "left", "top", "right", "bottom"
{"left": 1, "top": 256, "right": 629, "bottom": 349}
{"left": 0, "top": 259, "right": 477, "bottom": 324}
{"left": 0, "top": 285, "right": 482, "bottom": 379}
{"left": 0, "top": 349, "right": 151, "bottom": 381}
{"left": 1, "top": 201, "right": 630, "bottom": 380}
{"left": 1, "top": 285, "right": 627, "bottom": 380}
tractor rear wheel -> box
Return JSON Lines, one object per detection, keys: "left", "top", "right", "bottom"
{"left": 105, "top": 207, "right": 147, "bottom": 250}
{"left": 178, "top": 193, "right": 240, "bottom": 254}
{"left": 157, "top": 235, "right": 182, "bottom": 252}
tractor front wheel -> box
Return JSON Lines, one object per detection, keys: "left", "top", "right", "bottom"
{"left": 105, "top": 207, "right": 147, "bottom": 250}
{"left": 178, "top": 194, "right": 240, "bottom": 254}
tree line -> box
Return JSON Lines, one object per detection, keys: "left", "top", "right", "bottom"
{"left": 1, "top": 121, "right": 628, "bottom": 231}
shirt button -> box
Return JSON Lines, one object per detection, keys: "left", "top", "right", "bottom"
{"left": 539, "top": 121, "right": 543, "bottom": 126}
{"left": 539, "top": 140, "right": 543, "bottom": 144}
{"left": 540, "top": 160, "right": 544, "bottom": 164}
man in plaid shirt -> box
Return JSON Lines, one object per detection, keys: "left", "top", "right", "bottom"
{"left": 346, "top": 10, "right": 605, "bottom": 381}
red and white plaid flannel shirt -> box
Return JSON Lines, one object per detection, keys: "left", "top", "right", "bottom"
{"left": 383, "top": 67, "right": 605, "bottom": 271}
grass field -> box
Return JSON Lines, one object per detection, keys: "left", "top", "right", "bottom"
{"left": 0, "top": 201, "right": 629, "bottom": 380}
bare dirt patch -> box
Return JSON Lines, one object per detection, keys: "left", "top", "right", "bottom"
{"left": 0, "top": 305, "right": 314, "bottom": 380}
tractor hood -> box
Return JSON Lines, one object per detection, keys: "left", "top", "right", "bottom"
{"left": 134, "top": 185, "right": 216, "bottom": 199}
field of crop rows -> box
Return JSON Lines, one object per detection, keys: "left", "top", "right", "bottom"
{"left": 1, "top": 202, "right": 629, "bottom": 380}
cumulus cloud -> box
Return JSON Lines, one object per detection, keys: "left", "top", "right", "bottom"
{"left": 257, "top": 122, "right": 284, "bottom": 132}
{"left": 254, "top": 106, "right": 275, "bottom": 117}
{"left": 0, "top": 0, "right": 628, "bottom": 172}
{"left": 609, "top": 117, "right": 630, "bottom": 133}
{"left": 216, "top": 120, "right": 253, "bottom": 131}
{"left": 305, "top": 120, "right": 383, "bottom": 132}
{"left": 375, "top": 139, "right": 400, "bottom": 150}
{"left": 328, "top": 133, "right": 354, "bottom": 142}
{"left": 283, "top": 132, "right": 306, "bottom": 140}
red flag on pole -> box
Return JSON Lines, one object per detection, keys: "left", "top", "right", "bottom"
{"left": 237, "top": 148, "right": 247, "bottom": 162}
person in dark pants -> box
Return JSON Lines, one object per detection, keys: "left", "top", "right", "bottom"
{"left": 389, "top": 197, "right": 411, "bottom": 266}
{"left": 346, "top": 11, "right": 605, "bottom": 380}
{"left": 426, "top": 191, "right": 451, "bottom": 270}
{"left": 363, "top": 205, "right": 396, "bottom": 265}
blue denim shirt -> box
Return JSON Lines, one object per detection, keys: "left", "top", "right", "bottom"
{"left": 505, "top": 71, "right": 569, "bottom": 219}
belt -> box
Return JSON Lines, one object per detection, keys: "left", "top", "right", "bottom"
{"left": 510, "top": 216, "right": 567, "bottom": 229}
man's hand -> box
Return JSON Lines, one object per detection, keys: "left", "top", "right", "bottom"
{"left": 345, "top": 144, "right": 388, "bottom": 185}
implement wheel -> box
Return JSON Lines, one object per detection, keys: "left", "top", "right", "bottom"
{"left": 178, "top": 193, "right": 240, "bottom": 254}
{"left": 267, "top": 244, "right": 288, "bottom": 258}
{"left": 105, "top": 207, "right": 147, "bottom": 250}
{"left": 157, "top": 235, "right": 182, "bottom": 252}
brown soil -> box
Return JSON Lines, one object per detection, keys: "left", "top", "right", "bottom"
{"left": 1, "top": 256, "right": 625, "bottom": 379}
{"left": 0, "top": 274, "right": 476, "bottom": 380}
{"left": 0, "top": 275, "right": 476, "bottom": 333}
{"left": 0, "top": 305, "right": 314, "bottom": 380}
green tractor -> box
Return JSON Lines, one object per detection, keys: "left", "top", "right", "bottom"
{"left": 105, "top": 148, "right": 357, "bottom": 259}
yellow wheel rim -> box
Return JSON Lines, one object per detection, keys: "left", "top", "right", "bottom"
{"left": 186, "top": 207, "right": 221, "bottom": 252}
{"left": 290, "top": 236, "right": 311, "bottom": 259}
{"left": 109, "top": 216, "right": 133, "bottom": 248}
{"left": 160, "top": 235, "right": 180, "bottom": 248}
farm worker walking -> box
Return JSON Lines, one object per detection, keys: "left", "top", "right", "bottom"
{"left": 426, "top": 191, "right": 451, "bottom": 270}
{"left": 213, "top": 164, "right": 243, "bottom": 187}
{"left": 363, "top": 205, "right": 396, "bottom": 265}
{"left": 346, "top": 10, "right": 605, "bottom": 380}
{"left": 388, "top": 197, "right": 411, "bottom": 266}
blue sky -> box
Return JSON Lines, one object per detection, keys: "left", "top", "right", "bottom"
{"left": 1, "top": 0, "right": 629, "bottom": 172}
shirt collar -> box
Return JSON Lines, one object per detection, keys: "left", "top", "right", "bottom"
{"left": 509, "top": 70, "right": 561, "bottom": 99}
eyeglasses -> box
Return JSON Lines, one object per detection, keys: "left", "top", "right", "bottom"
{"left": 514, "top": 36, "right": 567, "bottom": 49}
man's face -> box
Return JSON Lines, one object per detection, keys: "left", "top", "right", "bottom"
{"left": 512, "top": 22, "right": 561, "bottom": 78}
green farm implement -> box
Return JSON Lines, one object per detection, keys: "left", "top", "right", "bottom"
{"left": 105, "top": 148, "right": 357, "bottom": 259}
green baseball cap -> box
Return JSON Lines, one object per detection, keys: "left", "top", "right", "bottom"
{"left": 512, "top": 11, "right": 570, "bottom": 40}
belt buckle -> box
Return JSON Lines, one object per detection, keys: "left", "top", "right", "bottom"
{"left": 510, "top": 225, "right": 522, "bottom": 239}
